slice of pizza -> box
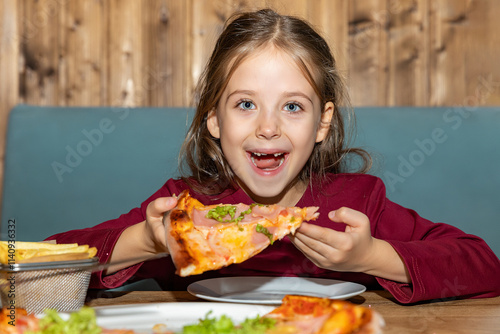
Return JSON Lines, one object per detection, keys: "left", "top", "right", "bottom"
{"left": 263, "top": 295, "right": 384, "bottom": 334}
{"left": 165, "top": 190, "right": 319, "bottom": 277}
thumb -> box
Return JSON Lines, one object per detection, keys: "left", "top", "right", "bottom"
{"left": 147, "top": 197, "right": 178, "bottom": 219}
{"left": 328, "top": 207, "right": 368, "bottom": 230}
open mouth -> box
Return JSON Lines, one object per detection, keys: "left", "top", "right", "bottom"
{"left": 249, "top": 152, "right": 286, "bottom": 170}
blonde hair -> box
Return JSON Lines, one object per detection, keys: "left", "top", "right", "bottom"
{"left": 180, "top": 8, "right": 370, "bottom": 195}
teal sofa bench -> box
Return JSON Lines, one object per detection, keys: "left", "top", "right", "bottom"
{"left": 1, "top": 105, "right": 193, "bottom": 243}
{"left": 1, "top": 105, "right": 499, "bottom": 258}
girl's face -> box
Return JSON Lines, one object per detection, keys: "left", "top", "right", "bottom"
{"left": 208, "top": 46, "right": 333, "bottom": 206}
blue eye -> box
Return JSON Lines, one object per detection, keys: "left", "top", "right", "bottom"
{"left": 284, "top": 103, "right": 302, "bottom": 113}
{"left": 239, "top": 101, "right": 255, "bottom": 110}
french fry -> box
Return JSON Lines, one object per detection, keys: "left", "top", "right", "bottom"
{"left": 1, "top": 241, "right": 79, "bottom": 250}
{"left": 18, "top": 252, "right": 92, "bottom": 263}
{"left": 0, "top": 241, "right": 97, "bottom": 264}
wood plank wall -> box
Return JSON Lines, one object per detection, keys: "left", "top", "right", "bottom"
{"left": 1, "top": 0, "right": 500, "bottom": 207}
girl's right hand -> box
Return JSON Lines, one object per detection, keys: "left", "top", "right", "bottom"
{"left": 105, "top": 196, "right": 178, "bottom": 274}
{"left": 143, "top": 196, "right": 178, "bottom": 254}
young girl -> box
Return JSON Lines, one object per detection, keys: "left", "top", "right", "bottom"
{"left": 48, "top": 9, "right": 499, "bottom": 304}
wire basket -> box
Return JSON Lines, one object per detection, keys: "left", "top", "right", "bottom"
{"left": 0, "top": 258, "right": 98, "bottom": 314}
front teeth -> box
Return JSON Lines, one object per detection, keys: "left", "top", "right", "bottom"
{"left": 252, "top": 152, "right": 283, "bottom": 157}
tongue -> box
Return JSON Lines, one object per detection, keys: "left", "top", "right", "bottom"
{"left": 253, "top": 154, "right": 282, "bottom": 169}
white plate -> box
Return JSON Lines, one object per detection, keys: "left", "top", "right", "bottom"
{"left": 93, "top": 302, "right": 274, "bottom": 333}
{"left": 187, "top": 276, "right": 366, "bottom": 304}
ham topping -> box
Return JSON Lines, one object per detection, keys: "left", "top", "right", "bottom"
{"left": 193, "top": 203, "right": 319, "bottom": 227}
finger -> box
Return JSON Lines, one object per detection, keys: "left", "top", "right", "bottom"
{"left": 295, "top": 222, "right": 346, "bottom": 247}
{"left": 292, "top": 225, "right": 341, "bottom": 261}
{"left": 328, "top": 207, "right": 369, "bottom": 231}
{"left": 291, "top": 232, "right": 324, "bottom": 256}
{"left": 147, "top": 197, "right": 178, "bottom": 219}
{"left": 151, "top": 223, "right": 168, "bottom": 249}
{"left": 290, "top": 233, "right": 329, "bottom": 264}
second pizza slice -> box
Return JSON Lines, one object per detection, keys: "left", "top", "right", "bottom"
{"left": 165, "top": 190, "right": 319, "bottom": 276}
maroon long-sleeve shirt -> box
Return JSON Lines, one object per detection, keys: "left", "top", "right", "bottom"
{"left": 47, "top": 173, "right": 500, "bottom": 304}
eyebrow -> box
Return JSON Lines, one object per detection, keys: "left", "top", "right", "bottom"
{"left": 225, "top": 90, "right": 256, "bottom": 103}
{"left": 282, "top": 91, "right": 314, "bottom": 105}
{"left": 225, "top": 90, "right": 314, "bottom": 105}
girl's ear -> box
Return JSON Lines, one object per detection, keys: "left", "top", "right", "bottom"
{"left": 315, "top": 102, "right": 334, "bottom": 143}
{"left": 207, "top": 108, "right": 221, "bottom": 138}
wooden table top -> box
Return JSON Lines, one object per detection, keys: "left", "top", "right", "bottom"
{"left": 86, "top": 290, "right": 500, "bottom": 333}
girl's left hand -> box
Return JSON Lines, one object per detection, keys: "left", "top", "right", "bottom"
{"left": 289, "top": 207, "right": 375, "bottom": 273}
{"left": 290, "top": 207, "right": 411, "bottom": 282}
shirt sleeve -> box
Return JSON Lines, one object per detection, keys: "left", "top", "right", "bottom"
{"left": 367, "top": 178, "right": 500, "bottom": 303}
{"left": 45, "top": 205, "right": 147, "bottom": 289}
{"left": 45, "top": 179, "right": 185, "bottom": 289}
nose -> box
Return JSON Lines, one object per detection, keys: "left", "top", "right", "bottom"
{"left": 256, "top": 109, "right": 281, "bottom": 140}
